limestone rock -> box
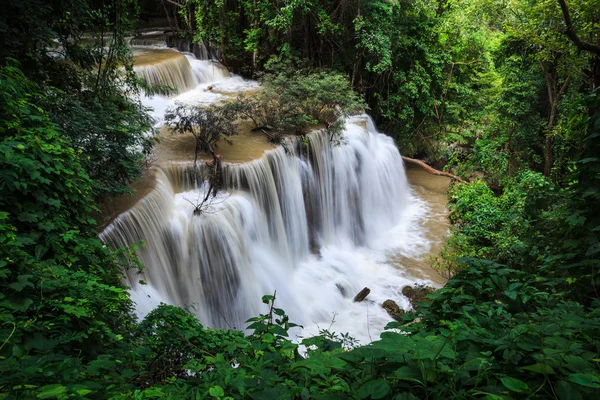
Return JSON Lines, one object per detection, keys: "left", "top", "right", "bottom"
{"left": 402, "top": 284, "right": 435, "bottom": 310}
{"left": 382, "top": 299, "right": 405, "bottom": 321}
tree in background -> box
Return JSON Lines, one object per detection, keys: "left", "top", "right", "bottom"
{"left": 0, "top": 0, "right": 154, "bottom": 201}
{"left": 0, "top": 65, "right": 138, "bottom": 399}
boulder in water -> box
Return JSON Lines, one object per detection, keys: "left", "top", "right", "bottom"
{"left": 402, "top": 284, "right": 435, "bottom": 310}
{"left": 353, "top": 287, "right": 370, "bottom": 302}
{"left": 382, "top": 300, "right": 404, "bottom": 321}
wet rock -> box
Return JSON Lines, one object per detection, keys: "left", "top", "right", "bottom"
{"left": 382, "top": 299, "right": 404, "bottom": 321}
{"left": 402, "top": 284, "right": 435, "bottom": 310}
{"left": 353, "top": 287, "right": 370, "bottom": 302}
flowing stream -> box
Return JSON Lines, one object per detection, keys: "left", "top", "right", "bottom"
{"left": 101, "top": 37, "right": 449, "bottom": 343}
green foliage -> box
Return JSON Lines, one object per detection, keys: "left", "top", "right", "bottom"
{"left": 234, "top": 70, "right": 363, "bottom": 142}
{"left": 441, "top": 88, "right": 600, "bottom": 299}
{"left": 110, "top": 260, "right": 600, "bottom": 399}
{"left": 131, "top": 304, "right": 248, "bottom": 387}
{"left": 2, "top": 1, "right": 600, "bottom": 399}
{"left": 184, "top": 0, "right": 598, "bottom": 180}
{"left": 1, "top": 0, "right": 155, "bottom": 201}
{"left": 440, "top": 172, "right": 551, "bottom": 268}
{"left": 0, "top": 65, "right": 136, "bottom": 399}
{"left": 165, "top": 101, "right": 240, "bottom": 161}
{"left": 46, "top": 87, "right": 154, "bottom": 200}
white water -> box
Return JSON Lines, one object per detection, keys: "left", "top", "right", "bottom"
{"left": 133, "top": 47, "right": 258, "bottom": 125}
{"left": 105, "top": 38, "right": 435, "bottom": 343}
{"left": 133, "top": 50, "right": 197, "bottom": 94}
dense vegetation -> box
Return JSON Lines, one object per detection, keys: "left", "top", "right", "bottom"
{"left": 1, "top": 0, "right": 599, "bottom": 399}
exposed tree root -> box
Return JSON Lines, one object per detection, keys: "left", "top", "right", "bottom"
{"left": 402, "top": 156, "right": 469, "bottom": 184}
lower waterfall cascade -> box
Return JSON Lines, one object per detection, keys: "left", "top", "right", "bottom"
{"left": 102, "top": 38, "right": 444, "bottom": 343}
{"left": 101, "top": 117, "right": 436, "bottom": 343}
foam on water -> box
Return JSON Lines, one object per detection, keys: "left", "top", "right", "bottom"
{"left": 113, "top": 43, "right": 439, "bottom": 343}
{"left": 136, "top": 52, "right": 258, "bottom": 125}
{"left": 101, "top": 116, "right": 433, "bottom": 343}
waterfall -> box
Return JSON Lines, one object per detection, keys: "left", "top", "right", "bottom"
{"left": 134, "top": 51, "right": 197, "bottom": 94}
{"left": 130, "top": 37, "right": 168, "bottom": 47}
{"left": 101, "top": 116, "right": 429, "bottom": 341}
{"left": 134, "top": 50, "right": 258, "bottom": 125}
{"left": 187, "top": 58, "right": 230, "bottom": 84}
{"left": 124, "top": 42, "right": 432, "bottom": 341}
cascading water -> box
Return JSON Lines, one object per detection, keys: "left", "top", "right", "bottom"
{"left": 133, "top": 49, "right": 197, "bottom": 94}
{"left": 104, "top": 37, "right": 440, "bottom": 342}
{"left": 101, "top": 116, "right": 433, "bottom": 342}
{"left": 131, "top": 45, "right": 257, "bottom": 125}
{"left": 130, "top": 34, "right": 168, "bottom": 47}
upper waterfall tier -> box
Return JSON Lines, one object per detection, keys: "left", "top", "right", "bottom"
{"left": 100, "top": 116, "right": 431, "bottom": 342}
{"left": 133, "top": 48, "right": 197, "bottom": 94}
{"left": 130, "top": 35, "right": 168, "bottom": 47}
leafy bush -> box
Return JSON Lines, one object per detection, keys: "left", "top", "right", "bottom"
{"left": 1, "top": 0, "right": 155, "bottom": 202}
{"left": 0, "top": 65, "right": 136, "bottom": 399}
{"left": 45, "top": 86, "right": 154, "bottom": 201}
{"left": 131, "top": 304, "right": 248, "bottom": 387}
{"left": 112, "top": 265, "right": 600, "bottom": 399}
{"left": 233, "top": 70, "right": 364, "bottom": 142}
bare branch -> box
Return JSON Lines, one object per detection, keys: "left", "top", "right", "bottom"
{"left": 402, "top": 156, "right": 469, "bottom": 184}
{"left": 556, "top": 0, "right": 600, "bottom": 55}
{"left": 163, "top": 0, "right": 185, "bottom": 8}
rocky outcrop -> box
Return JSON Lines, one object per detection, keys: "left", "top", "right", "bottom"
{"left": 378, "top": 285, "right": 436, "bottom": 322}
{"left": 402, "top": 284, "right": 435, "bottom": 310}
{"left": 382, "top": 300, "right": 404, "bottom": 321}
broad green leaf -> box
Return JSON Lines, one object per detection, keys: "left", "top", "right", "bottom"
{"left": 522, "top": 364, "right": 555, "bottom": 374}
{"left": 357, "top": 379, "right": 390, "bottom": 399}
{"left": 37, "top": 384, "right": 67, "bottom": 399}
{"left": 555, "top": 381, "right": 582, "bottom": 400}
{"left": 501, "top": 376, "right": 529, "bottom": 393}
{"left": 209, "top": 385, "right": 225, "bottom": 397}
{"left": 262, "top": 333, "right": 275, "bottom": 343}
{"left": 568, "top": 373, "right": 600, "bottom": 388}
{"left": 9, "top": 297, "right": 33, "bottom": 312}
{"left": 261, "top": 295, "right": 275, "bottom": 304}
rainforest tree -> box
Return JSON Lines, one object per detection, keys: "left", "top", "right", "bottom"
{"left": 0, "top": 0, "right": 154, "bottom": 201}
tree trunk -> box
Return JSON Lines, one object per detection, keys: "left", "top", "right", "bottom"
{"left": 544, "top": 105, "right": 557, "bottom": 177}
{"left": 540, "top": 61, "right": 570, "bottom": 177}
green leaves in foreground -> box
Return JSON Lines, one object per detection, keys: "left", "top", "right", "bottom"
{"left": 501, "top": 377, "right": 529, "bottom": 393}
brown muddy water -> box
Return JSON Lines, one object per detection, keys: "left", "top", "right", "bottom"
{"left": 394, "top": 166, "right": 451, "bottom": 287}
{"left": 132, "top": 47, "right": 183, "bottom": 66}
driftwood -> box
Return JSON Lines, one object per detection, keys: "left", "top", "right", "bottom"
{"left": 402, "top": 156, "right": 469, "bottom": 184}
{"left": 353, "top": 287, "right": 371, "bottom": 302}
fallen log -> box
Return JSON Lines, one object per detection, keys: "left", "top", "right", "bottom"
{"left": 402, "top": 156, "right": 469, "bottom": 184}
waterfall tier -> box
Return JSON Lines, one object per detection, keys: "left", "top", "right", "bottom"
{"left": 133, "top": 49, "right": 197, "bottom": 94}
{"left": 101, "top": 116, "right": 429, "bottom": 342}
{"left": 130, "top": 36, "right": 168, "bottom": 47}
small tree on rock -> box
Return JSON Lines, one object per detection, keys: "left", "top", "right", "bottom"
{"left": 165, "top": 101, "right": 240, "bottom": 213}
